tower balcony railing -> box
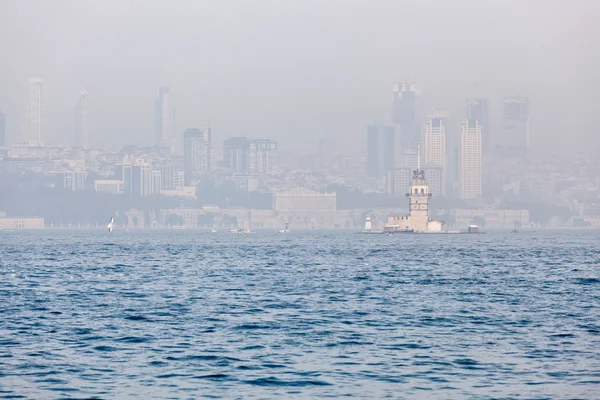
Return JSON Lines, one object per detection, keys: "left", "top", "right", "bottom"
{"left": 405, "top": 193, "right": 432, "bottom": 197}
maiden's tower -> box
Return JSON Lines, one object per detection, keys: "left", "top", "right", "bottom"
{"left": 384, "top": 144, "right": 444, "bottom": 233}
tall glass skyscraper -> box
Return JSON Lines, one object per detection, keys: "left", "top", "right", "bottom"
{"left": 155, "top": 87, "right": 173, "bottom": 151}
{"left": 24, "top": 77, "right": 45, "bottom": 143}
{"left": 74, "top": 89, "right": 90, "bottom": 148}
{"left": 466, "top": 98, "right": 489, "bottom": 150}
{"left": 392, "top": 81, "right": 418, "bottom": 151}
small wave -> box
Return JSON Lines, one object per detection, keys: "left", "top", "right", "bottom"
{"left": 123, "top": 315, "right": 151, "bottom": 322}
{"left": 92, "top": 345, "right": 117, "bottom": 352}
{"left": 192, "top": 373, "right": 232, "bottom": 380}
{"left": 574, "top": 277, "right": 600, "bottom": 285}
{"left": 114, "top": 336, "right": 151, "bottom": 343}
{"left": 243, "top": 376, "right": 331, "bottom": 387}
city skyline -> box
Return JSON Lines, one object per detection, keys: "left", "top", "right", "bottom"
{"left": 0, "top": 0, "right": 594, "bottom": 153}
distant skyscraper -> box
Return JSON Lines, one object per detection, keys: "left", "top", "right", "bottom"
{"left": 424, "top": 111, "right": 448, "bottom": 196}
{"left": 183, "top": 128, "right": 210, "bottom": 184}
{"left": 222, "top": 137, "right": 276, "bottom": 174}
{"left": 248, "top": 139, "right": 277, "bottom": 174}
{"left": 24, "top": 77, "right": 45, "bottom": 143}
{"left": 460, "top": 119, "right": 482, "bottom": 199}
{"left": 115, "top": 162, "right": 133, "bottom": 196}
{"left": 173, "top": 170, "right": 185, "bottom": 189}
{"left": 390, "top": 167, "right": 412, "bottom": 196}
{"left": 154, "top": 160, "right": 175, "bottom": 190}
{"left": 151, "top": 170, "right": 162, "bottom": 195}
{"left": 0, "top": 109, "right": 5, "bottom": 146}
{"left": 132, "top": 163, "right": 153, "bottom": 196}
{"left": 503, "top": 96, "right": 529, "bottom": 153}
{"left": 423, "top": 165, "right": 444, "bottom": 197}
{"left": 392, "top": 81, "right": 418, "bottom": 151}
{"left": 366, "top": 123, "right": 395, "bottom": 179}
{"left": 155, "top": 87, "right": 173, "bottom": 151}
{"left": 466, "top": 99, "right": 489, "bottom": 150}
{"left": 223, "top": 137, "right": 250, "bottom": 173}
{"left": 74, "top": 90, "right": 90, "bottom": 147}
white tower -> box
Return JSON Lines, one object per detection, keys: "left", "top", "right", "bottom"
{"left": 74, "top": 89, "right": 90, "bottom": 147}
{"left": 24, "top": 77, "right": 45, "bottom": 143}
{"left": 406, "top": 143, "right": 431, "bottom": 232}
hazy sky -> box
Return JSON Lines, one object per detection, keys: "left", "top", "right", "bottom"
{"left": 0, "top": 0, "right": 597, "bottom": 152}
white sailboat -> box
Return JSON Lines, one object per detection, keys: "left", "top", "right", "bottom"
{"left": 107, "top": 216, "right": 115, "bottom": 232}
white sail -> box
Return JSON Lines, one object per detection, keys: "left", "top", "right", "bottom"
{"left": 107, "top": 216, "right": 115, "bottom": 232}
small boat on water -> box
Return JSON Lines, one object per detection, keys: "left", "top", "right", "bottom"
{"left": 462, "top": 224, "right": 485, "bottom": 234}
{"left": 107, "top": 216, "right": 115, "bottom": 232}
{"left": 383, "top": 224, "right": 414, "bottom": 234}
{"left": 229, "top": 228, "right": 251, "bottom": 233}
{"left": 278, "top": 221, "right": 290, "bottom": 233}
{"left": 208, "top": 228, "right": 217, "bottom": 233}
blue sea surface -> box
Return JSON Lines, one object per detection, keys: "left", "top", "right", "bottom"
{"left": 0, "top": 230, "right": 599, "bottom": 399}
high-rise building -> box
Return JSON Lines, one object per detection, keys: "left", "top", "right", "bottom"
{"left": 155, "top": 87, "right": 173, "bottom": 151}
{"left": 423, "top": 165, "right": 444, "bottom": 197}
{"left": 63, "top": 170, "right": 87, "bottom": 191}
{"left": 248, "top": 139, "right": 277, "bottom": 174}
{"left": 0, "top": 109, "right": 5, "bottom": 146}
{"left": 466, "top": 99, "right": 489, "bottom": 150}
{"left": 24, "top": 77, "right": 45, "bottom": 143}
{"left": 115, "top": 162, "right": 133, "bottom": 196}
{"left": 74, "top": 89, "right": 90, "bottom": 148}
{"left": 503, "top": 96, "right": 529, "bottom": 153}
{"left": 389, "top": 166, "right": 411, "bottom": 196}
{"left": 151, "top": 170, "right": 162, "bottom": 195}
{"left": 423, "top": 111, "right": 447, "bottom": 196}
{"left": 460, "top": 119, "right": 482, "bottom": 199}
{"left": 223, "top": 137, "right": 249, "bottom": 173}
{"left": 366, "top": 123, "right": 395, "bottom": 179}
{"left": 132, "top": 163, "right": 153, "bottom": 196}
{"left": 222, "top": 137, "right": 277, "bottom": 174}
{"left": 446, "top": 146, "right": 460, "bottom": 197}
{"left": 183, "top": 128, "right": 210, "bottom": 184}
{"left": 392, "top": 81, "right": 418, "bottom": 151}
{"left": 154, "top": 160, "right": 175, "bottom": 190}
{"left": 173, "top": 170, "right": 185, "bottom": 189}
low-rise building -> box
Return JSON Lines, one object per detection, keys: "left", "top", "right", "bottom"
{"left": 451, "top": 209, "right": 530, "bottom": 229}
{"left": 0, "top": 212, "right": 44, "bottom": 229}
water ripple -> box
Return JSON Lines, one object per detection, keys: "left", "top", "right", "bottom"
{"left": 0, "top": 230, "right": 599, "bottom": 399}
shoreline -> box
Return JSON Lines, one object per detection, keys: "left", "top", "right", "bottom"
{"left": 3, "top": 226, "right": 600, "bottom": 232}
